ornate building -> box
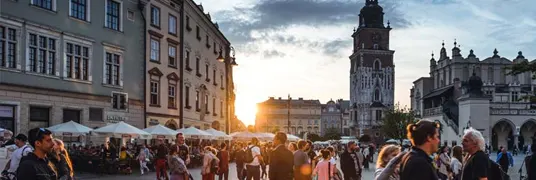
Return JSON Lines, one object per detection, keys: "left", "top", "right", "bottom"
{"left": 321, "top": 99, "right": 351, "bottom": 136}
{"left": 349, "top": 0, "right": 395, "bottom": 140}
{"left": 255, "top": 97, "right": 321, "bottom": 135}
{"left": 410, "top": 41, "right": 536, "bottom": 150}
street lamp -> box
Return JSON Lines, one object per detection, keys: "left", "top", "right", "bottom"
{"left": 217, "top": 49, "right": 225, "bottom": 62}
{"left": 217, "top": 45, "right": 238, "bottom": 133}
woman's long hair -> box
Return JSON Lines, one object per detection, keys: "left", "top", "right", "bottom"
{"left": 53, "top": 138, "right": 74, "bottom": 178}
{"left": 376, "top": 144, "right": 401, "bottom": 169}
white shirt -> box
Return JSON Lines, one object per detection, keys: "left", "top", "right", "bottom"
{"left": 8, "top": 145, "right": 32, "bottom": 173}
{"left": 247, "top": 145, "right": 261, "bottom": 166}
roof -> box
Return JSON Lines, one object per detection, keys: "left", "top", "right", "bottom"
{"left": 422, "top": 86, "right": 454, "bottom": 99}
{"left": 370, "top": 102, "right": 386, "bottom": 108}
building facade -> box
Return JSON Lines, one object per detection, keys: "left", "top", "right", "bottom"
{"left": 410, "top": 42, "right": 536, "bottom": 150}
{"left": 349, "top": 0, "right": 395, "bottom": 140}
{"left": 320, "top": 99, "right": 350, "bottom": 136}
{"left": 181, "top": 0, "right": 234, "bottom": 132}
{"left": 255, "top": 97, "right": 321, "bottom": 135}
{"left": 0, "top": 0, "right": 145, "bottom": 136}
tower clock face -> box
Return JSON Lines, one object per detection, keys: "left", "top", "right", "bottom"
{"left": 372, "top": 32, "right": 382, "bottom": 43}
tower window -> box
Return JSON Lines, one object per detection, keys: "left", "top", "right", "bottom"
{"left": 374, "top": 89, "right": 380, "bottom": 101}
{"left": 373, "top": 60, "right": 380, "bottom": 70}
{"left": 373, "top": 44, "right": 379, "bottom": 50}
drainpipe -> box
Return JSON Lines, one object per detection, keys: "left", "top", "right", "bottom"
{"left": 179, "top": 0, "right": 185, "bottom": 128}
{"left": 138, "top": 0, "right": 147, "bottom": 128}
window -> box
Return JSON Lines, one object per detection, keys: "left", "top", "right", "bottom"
{"left": 213, "top": 69, "right": 217, "bottom": 85}
{"left": 112, "top": 92, "right": 127, "bottom": 110}
{"left": 185, "top": 86, "right": 190, "bottom": 108}
{"left": 375, "top": 110, "right": 382, "bottom": 121}
{"left": 105, "top": 52, "right": 121, "bottom": 86}
{"left": 65, "top": 42, "right": 89, "bottom": 80}
{"left": 512, "top": 91, "right": 519, "bottom": 102}
{"left": 205, "top": 94, "right": 209, "bottom": 113}
{"left": 30, "top": 107, "right": 50, "bottom": 127}
{"left": 168, "top": 45, "right": 176, "bottom": 67}
{"left": 205, "top": 64, "right": 210, "bottom": 81}
{"left": 63, "top": 109, "right": 81, "bottom": 123}
{"left": 212, "top": 98, "right": 216, "bottom": 115}
{"left": 105, "top": 0, "right": 121, "bottom": 31}
{"left": 186, "top": 16, "right": 192, "bottom": 31}
{"left": 205, "top": 35, "right": 210, "bottom": 48}
{"left": 374, "top": 89, "right": 380, "bottom": 101}
{"left": 0, "top": 26, "right": 17, "bottom": 69}
{"left": 487, "top": 67, "right": 494, "bottom": 82}
{"left": 220, "top": 101, "right": 223, "bottom": 117}
{"left": 195, "top": 57, "right": 201, "bottom": 76}
{"left": 195, "top": 90, "right": 200, "bottom": 111}
{"left": 70, "top": 0, "right": 89, "bottom": 21}
{"left": 150, "top": 81, "right": 159, "bottom": 106}
{"left": 168, "top": 84, "right": 176, "bottom": 108}
{"left": 185, "top": 51, "right": 192, "bottom": 71}
{"left": 374, "top": 60, "right": 380, "bottom": 70}
{"left": 31, "top": 0, "right": 55, "bottom": 11}
{"left": 196, "top": 26, "right": 201, "bottom": 40}
{"left": 89, "top": 108, "right": 103, "bottom": 121}
{"left": 220, "top": 75, "right": 224, "bottom": 89}
{"left": 213, "top": 42, "right": 217, "bottom": 54}
{"left": 150, "top": 38, "right": 160, "bottom": 61}
{"left": 28, "top": 33, "right": 57, "bottom": 75}
{"left": 169, "top": 15, "right": 177, "bottom": 34}
{"left": 150, "top": 6, "right": 160, "bottom": 27}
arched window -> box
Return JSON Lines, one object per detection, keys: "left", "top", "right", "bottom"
{"left": 488, "top": 66, "right": 494, "bottom": 82}
{"left": 374, "top": 89, "right": 380, "bottom": 101}
{"left": 373, "top": 44, "right": 379, "bottom": 50}
{"left": 374, "top": 60, "right": 381, "bottom": 70}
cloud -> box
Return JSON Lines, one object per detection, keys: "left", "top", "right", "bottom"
{"left": 263, "top": 50, "right": 286, "bottom": 58}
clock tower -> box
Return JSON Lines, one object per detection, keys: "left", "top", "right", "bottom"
{"left": 350, "top": 0, "right": 395, "bottom": 139}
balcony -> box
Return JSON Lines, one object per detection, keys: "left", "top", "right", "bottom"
{"left": 423, "top": 106, "right": 443, "bottom": 117}
{"left": 490, "top": 102, "right": 532, "bottom": 109}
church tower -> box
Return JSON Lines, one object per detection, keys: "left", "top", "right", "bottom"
{"left": 349, "top": 0, "right": 395, "bottom": 138}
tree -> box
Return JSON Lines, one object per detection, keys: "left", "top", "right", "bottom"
{"left": 323, "top": 127, "right": 342, "bottom": 140}
{"left": 359, "top": 134, "right": 372, "bottom": 143}
{"left": 379, "top": 103, "right": 417, "bottom": 141}
{"left": 307, "top": 133, "right": 323, "bottom": 142}
{"left": 507, "top": 62, "right": 536, "bottom": 103}
{"left": 271, "top": 126, "right": 280, "bottom": 134}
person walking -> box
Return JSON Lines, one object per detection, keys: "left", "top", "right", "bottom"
{"left": 294, "top": 140, "right": 311, "bottom": 180}
{"left": 496, "top": 147, "right": 513, "bottom": 173}
{"left": 202, "top": 146, "right": 219, "bottom": 180}
{"left": 246, "top": 138, "right": 262, "bottom": 180}
{"left": 217, "top": 143, "right": 230, "bottom": 180}
{"left": 137, "top": 144, "right": 151, "bottom": 175}
{"left": 399, "top": 120, "right": 440, "bottom": 180}
{"left": 450, "top": 146, "right": 463, "bottom": 180}
{"left": 168, "top": 145, "right": 189, "bottom": 180}
{"left": 155, "top": 139, "right": 169, "bottom": 180}
{"left": 312, "top": 149, "right": 336, "bottom": 180}
{"left": 16, "top": 128, "right": 57, "bottom": 180}
{"left": 340, "top": 141, "right": 362, "bottom": 180}
{"left": 234, "top": 143, "right": 246, "bottom": 180}
{"left": 460, "top": 127, "right": 489, "bottom": 180}
{"left": 3, "top": 134, "right": 32, "bottom": 179}
{"left": 49, "top": 138, "right": 74, "bottom": 180}
{"left": 374, "top": 144, "right": 403, "bottom": 180}
{"left": 268, "top": 132, "right": 294, "bottom": 180}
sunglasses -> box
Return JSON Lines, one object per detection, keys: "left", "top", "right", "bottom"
{"left": 34, "top": 128, "right": 46, "bottom": 141}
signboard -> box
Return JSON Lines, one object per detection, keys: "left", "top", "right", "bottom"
{"left": 107, "top": 115, "right": 127, "bottom": 123}
{"left": 0, "top": 106, "right": 14, "bottom": 118}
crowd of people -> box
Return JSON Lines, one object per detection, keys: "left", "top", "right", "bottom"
{"left": 1, "top": 121, "right": 536, "bottom": 180}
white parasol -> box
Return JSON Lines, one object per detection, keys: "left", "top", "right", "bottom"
{"left": 142, "top": 124, "right": 178, "bottom": 139}
{"left": 176, "top": 127, "right": 213, "bottom": 139}
{"left": 204, "top": 128, "right": 232, "bottom": 140}
{"left": 286, "top": 134, "right": 301, "bottom": 141}
{"left": 92, "top": 121, "right": 151, "bottom": 139}
{"left": 46, "top": 121, "right": 93, "bottom": 136}
{"left": 229, "top": 131, "right": 261, "bottom": 141}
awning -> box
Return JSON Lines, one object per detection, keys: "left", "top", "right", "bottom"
{"left": 422, "top": 86, "right": 453, "bottom": 99}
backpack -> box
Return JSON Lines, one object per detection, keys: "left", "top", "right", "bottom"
{"left": 210, "top": 158, "right": 219, "bottom": 174}
{"left": 487, "top": 159, "right": 510, "bottom": 180}
{"left": 244, "top": 146, "right": 257, "bottom": 163}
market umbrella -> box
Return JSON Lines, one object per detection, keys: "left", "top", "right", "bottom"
{"left": 47, "top": 121, "right": 93, "bottom": 136}
{"left": 229, "top": 131, "right": 260, "bottom": 141}
{"left": 204, "top": 128, "right": 232, "bottom": 140}
{"left": 143, "top": 124, "right": 178, "bottom": 139}
{"left": 286, "top": 134, "right": 301, "bottom": 141}
{"left": 177, "top": 127, "right": 213, "bottom": 139}
{"left": 257, "top": 132, "right": 275, "bottom": 141}
{"left": 92, "top": 121, "right": 151, "bottom": 139}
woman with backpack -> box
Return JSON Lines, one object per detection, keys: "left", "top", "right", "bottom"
{"left": 312, "top": 149, "right": 336, "bottom": 180}
{"left": 202, "top": 146, "right": 220, "bottom": 180}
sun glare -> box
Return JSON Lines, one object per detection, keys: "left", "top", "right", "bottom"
{"left": 235, "top": 98, "right": 258, "bottom": 126}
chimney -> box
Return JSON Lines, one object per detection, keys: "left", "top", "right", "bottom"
{"left": 278, "top": 97, "right": 282, "bottom": 100}
{"left": 298, "top": 97, "right": 303, "bottom": 100}
{"left": 269, "top": 97, "right": 274, "bottom": 100}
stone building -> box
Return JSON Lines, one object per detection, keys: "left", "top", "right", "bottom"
{"left": 180, "top": 0, "right": 236, "bottom": 132}
{"left": 349, "top": 0, "right": 395, "bottom": 142}
{"left": 255, "top": 97, "right": 321, "bottom": 135}
{"left": 144, "top": 0, "right": 182, "bottom": 130}
{"left": 320, "top": 99, "right": 351, "bottom": 136}
{"left": 0, "top": 0, "right": 145, "bottom": 138}
{"left": 410, "top": 42, "right": 536, "bottom": 150}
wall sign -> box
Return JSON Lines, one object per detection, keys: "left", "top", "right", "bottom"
{"left": 106, "top": 111, "right": 128, "bottom": 123}
{"left": 0, "top": 106, "right": 14, "bottom": 118}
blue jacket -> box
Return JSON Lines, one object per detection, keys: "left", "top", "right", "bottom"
{"left": 496, "top": 152, "right": 514, "bottom": 167}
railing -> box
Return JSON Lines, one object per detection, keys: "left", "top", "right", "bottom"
{"left": 423, "top": 106, "right": 443, "bottom": 117}
{"left": 443, "top": 115, "right": 459, "bottom": 135}
{"left": 490, "top": 109, "right": 536, "bottom": 115}
{"left": 490, "top": 102, "right": 532, "bottom": 109}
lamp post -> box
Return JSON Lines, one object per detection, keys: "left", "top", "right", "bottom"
{"left": 217, "top": 46, "right": 237, "bottom": 133}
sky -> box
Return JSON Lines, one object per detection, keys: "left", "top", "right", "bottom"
{"left": 196, "top": 0, "right": 536, "bottom": 126}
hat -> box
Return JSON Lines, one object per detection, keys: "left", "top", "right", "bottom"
{"left": 15, "top": 134, "right": 27, "bottom": 142}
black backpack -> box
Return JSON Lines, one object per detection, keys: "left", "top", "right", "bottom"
{"left": 210, "top": 158, "right": 219, "bottom": 174}
{"left": 487, "top": 159, "right": 510, "bottom": 180}
{"left": 244, "top": 146, "right": 257, "bottom": 163}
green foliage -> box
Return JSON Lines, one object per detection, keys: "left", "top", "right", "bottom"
{"left": 323, "top": 127, "right": 342, "bottom": 140}
{"left": 307, "top": 133, "right": 323, "bottom": 142}
{"left": 379, "top": 103, "right": 417, "bottom": 141}
{"left": 506, "top": 62, "right": 536, "bottom": 103}
{"left": 271, "top": 126, "right": 280, "bottom": 134}
{"left": 359, "top": 134, "right": 372, "bottom": 142}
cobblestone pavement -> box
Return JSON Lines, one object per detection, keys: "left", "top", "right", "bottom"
{"left": 0, "top": 153, "right": 528, "bottom": 179}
